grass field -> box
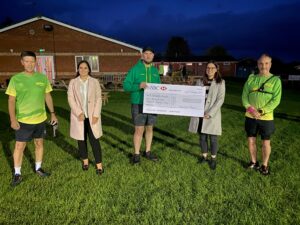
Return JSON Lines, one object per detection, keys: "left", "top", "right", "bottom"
{"left": 0, "top": 80, "right": 299, "bottom": 224}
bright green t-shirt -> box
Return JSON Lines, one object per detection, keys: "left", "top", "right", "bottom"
{"left": 5, "top": 72, "right": 52, "bottom": 124}
{"left": 242, "top": 73, "right": 282, "bottom": 120}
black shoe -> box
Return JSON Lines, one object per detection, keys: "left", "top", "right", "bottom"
{"left": 36, "top": 168, "right": 50, "bottom": 177}
{"left": 11, "top": 174, "right": 22, "bottom": 187}
{"left": 132, "top": 154, "right": 140, "bottom": 164}
{"left": 247, "top": 161, "right": 260, "bottom": 170}
{"left": 144, "top": 151, "right": 158, "bottom": 162}
{"left": 259, "top": 165, "right": 270, "bottom": 175}
{"left": 198, "top": 156, "right": 208, "bottom": 164}
{"left": 209, "top": 158, "right": 217, "bottom": 170}
{"left": 82, "top": 162, "right": 89, "bottom": 171}
{"left": 96, "top": 168, "right": 104, "bottom": 175}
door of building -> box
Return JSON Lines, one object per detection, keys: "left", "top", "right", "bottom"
{"left": 35, "top": 56, "right": 55, "bottom": 82}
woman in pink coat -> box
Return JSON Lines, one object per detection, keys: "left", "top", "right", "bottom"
{"left": 67, "top": 60, "right": 103, "bottom": 175}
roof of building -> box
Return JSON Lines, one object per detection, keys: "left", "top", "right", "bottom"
{"left": 0, "top": 16, "right": 142, "bottom": 52}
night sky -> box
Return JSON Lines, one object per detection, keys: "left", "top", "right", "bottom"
{"left": 1, "top": 0, "right": 300, "bottom": 62}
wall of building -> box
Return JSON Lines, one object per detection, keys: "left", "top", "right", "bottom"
{"left": 0, "top": 19, "right": 141, "bottom": 81}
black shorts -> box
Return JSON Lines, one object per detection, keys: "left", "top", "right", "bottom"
{"left": 15, "top": 121, "right": 46, "bottom": 142}
{"left": 245, "top": 117, "right": 275, "bottom": 140}
{"left": 131, "top": 104, "right": 157, "bottom": 126}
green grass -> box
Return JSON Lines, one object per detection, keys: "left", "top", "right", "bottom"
{"left": 0, "top": 80, "right": 299, "bottom": 225}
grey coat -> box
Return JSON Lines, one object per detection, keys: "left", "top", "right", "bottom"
{"left": 188, "top": 79, "right": 225, "bottom": 135}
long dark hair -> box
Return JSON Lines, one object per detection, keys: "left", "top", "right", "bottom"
{"left": 76, "top": 60, "right": 92, "bottom": 77}
{"left": 203, "top": 60, "right": 222, "bottom": 84}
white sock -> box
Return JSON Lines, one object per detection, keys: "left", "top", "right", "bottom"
{"left": 15, "top": 167, "right": 21, "bottom": 175}
{"left": 35, "top": 162, "right": 42, "bottom": 171}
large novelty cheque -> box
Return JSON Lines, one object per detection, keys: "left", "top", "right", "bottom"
{"left": 143, "top": 83, "right": 205, "bottom": 117}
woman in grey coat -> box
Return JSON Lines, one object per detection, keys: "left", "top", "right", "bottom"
{"left": 189, "top": 61, "right": 225, "bottom": 169}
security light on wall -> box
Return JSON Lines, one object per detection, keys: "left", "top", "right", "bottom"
{"left": 29, "top": 29, "right": 35, "bottom": 35}
{"left": 43, "top": 24, "right": 53, "bottom": 31}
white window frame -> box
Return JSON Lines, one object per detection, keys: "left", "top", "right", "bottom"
{"left": 75, "top": 55, "right": 99, "bottom": 72}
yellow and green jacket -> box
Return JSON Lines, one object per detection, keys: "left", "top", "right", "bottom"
{"left": 242, "top": 73, "right": 282, "bottom": 120}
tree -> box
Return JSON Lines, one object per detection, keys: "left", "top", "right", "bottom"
{"left": 205, "top": 45, "right": 229, "bottom": 57}
{"left": 165, "top": 36, "right": 191, "bottom": 58}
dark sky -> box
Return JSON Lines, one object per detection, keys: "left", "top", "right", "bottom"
{"left": 1, "top": 0, "right": 300, "bottom": 62}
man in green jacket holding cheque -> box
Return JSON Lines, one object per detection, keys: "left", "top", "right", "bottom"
{"left": 123, "top": 47, "right": 161, "bottom": 164}
{"left": 242, "top": 54, "right": 282, "bottom": 175}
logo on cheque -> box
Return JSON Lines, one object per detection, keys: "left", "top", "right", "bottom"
{"left": 160, "top": 86, "right": 167, "bottom": 91}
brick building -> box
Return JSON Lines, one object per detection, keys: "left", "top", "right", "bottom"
{"left": 0, "top": 16, "right": 142, "bottom": 85}
{"left": 153, "top": 56, "right": 237, "bottom": 77}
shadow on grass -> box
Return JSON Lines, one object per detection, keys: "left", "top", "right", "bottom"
{"left": 102, "top": 109, "right": 198, "bottom": 146}
{"left": 23, "top": 146, "right": 36, "bottom": 172}
{"left": 55, "top": 106, "right": 251, "bottom": 164}
{"left": 275, "top": 113, "right": 300, "bottom": 122}
{"left": 0, "top": 111, "right": 14, "bottom": 172}
{"left": 49, "top": 107, "right": 81, "bottom": 161}
{"left": 103, "top": 109, "right": 251, "bottom": 164}
{"left": 102, "top": 109, "right": 199, "bottom": 159}
{"left": 44, "top": 128, "right": 79, "bottom": 161}
{"left": 223, "top": 103, "right": 244, "bottom": 113}
{"left": 0, "top": 111, "right": 45, "bottom": 173}
{"left": 217, "top": 151, "right": 247, "bottom": 168}
{"left": 223, "top": 103, "right": 300, "bottom": 122}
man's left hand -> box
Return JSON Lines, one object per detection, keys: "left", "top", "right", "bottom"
{"left": 50, "top": 113, "right": 58, "bottom": 125}
{"left": 140, "top": 82, "right": 147, "bottom": 89}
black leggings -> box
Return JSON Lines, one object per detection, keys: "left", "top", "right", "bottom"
{"left": 199, "top": 134, "right": 218, "bottom": 155}
{"left": 197, "top": 118, "right": 218, "bottom": 155}
{"left": 78, "top": 118, "right": 102, "bottom": 164}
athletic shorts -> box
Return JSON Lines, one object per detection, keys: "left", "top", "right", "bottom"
{"left": 131, "top": 104, "right": 157, "bottom": 126}
{"left": 15, "top": 121, "right": 46, "bottom": 142}
{"left": 245, "top": 117, "right": 275, "bottom": 140}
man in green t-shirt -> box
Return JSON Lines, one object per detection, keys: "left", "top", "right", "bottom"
{"left": 5, "top": 51, "right": 58, "bottom": 186}
{"left": 242, "top": 54, "right": 282, "bottom": 175}
{"left": 123, "top": 47, "right": 161, "bottom": 164}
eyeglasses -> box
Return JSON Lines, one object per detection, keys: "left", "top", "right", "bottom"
{"left": 206, "top": 67, "right": 216, "bottom": 70}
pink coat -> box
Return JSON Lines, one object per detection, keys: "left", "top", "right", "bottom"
{"left": 67, "top": 76, "right": 103, "bottom": 140}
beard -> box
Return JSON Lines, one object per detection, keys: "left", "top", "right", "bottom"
{"left": 143, "top": 59, "right": 152, "bottom": 65}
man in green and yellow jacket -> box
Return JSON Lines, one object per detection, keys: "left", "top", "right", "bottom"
{"left": 123, "top": 47, "right": 161, "bottom": 164}
{"left": 242, "top": 54, "right": 282, "bottom": 175}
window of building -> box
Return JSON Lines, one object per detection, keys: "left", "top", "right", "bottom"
{"left": 75, "top": 56, "right": 99, "bottom": 72}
